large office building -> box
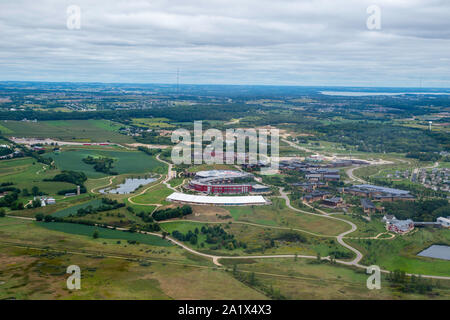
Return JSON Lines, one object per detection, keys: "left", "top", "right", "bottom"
{"left": 188, "top": 170, "right": 269, "bottom": 194}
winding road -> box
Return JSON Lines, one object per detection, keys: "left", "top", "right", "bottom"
{"left": 278, "top": 188, "right": 363, "bottom": 265}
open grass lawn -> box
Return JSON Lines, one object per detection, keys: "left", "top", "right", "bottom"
{"left": 348, "top": 228, "right": 450, "bottom": 277}
{"left": 225, "top": 198, "right": 350, "bottom": 237}
{"left": 1, "top": 120, "right": 134, "bottom": 143}
{"left": 353, "top": 159, "right": 421, "bottom": 181}
{"left": 168, "top": 177, "right": 184, "bottom": 187}
{"left": 160, "top": 220, "right": 353, "bottom": 258}
{"left": 47, "top": 148, "right": 165, "bottom": 178}
{"left": 0, "top": 157, "right": 74, "bottom": 195}
{"left": 132, "top": 184, "right": 173, "bottom": 205}
{"left": 337, "top": 215, "right": 388, "bottom": 237}
{"left": 221, "top": 258, "right": 450, "bottom": 299}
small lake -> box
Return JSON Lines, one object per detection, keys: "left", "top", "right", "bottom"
{"left": 100, "top": 177, "right": 156, "bottom": 194}
{"left": 417, "top": 245, "right": 450, "bottom": 261}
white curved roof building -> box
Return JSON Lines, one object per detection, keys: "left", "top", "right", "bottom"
{"left": 166, "top": 192, "right": 268, "bottom": 206}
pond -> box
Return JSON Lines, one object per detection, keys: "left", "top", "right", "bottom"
{"left": 417, "top": 245, "right": 450, "bottom": 261}
{"left": 100, "top": 177, "right": 156, "bottom": 194}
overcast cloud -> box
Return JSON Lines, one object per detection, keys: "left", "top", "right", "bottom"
{"left": 0, "top": 0, "right": 449, "bottom": 87}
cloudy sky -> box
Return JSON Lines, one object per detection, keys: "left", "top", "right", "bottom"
{"left": 0, "top": 0, "right": 449, "bottom": 87}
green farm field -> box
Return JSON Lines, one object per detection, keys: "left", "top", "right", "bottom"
{"left": 37, "top": 222, "right": 172, "bottom": 247}
{"left": 47, "top": 148, "right": 166, "bottom": 178}
{"left": 1, "top": 120, "right": 133, "bottom": 143}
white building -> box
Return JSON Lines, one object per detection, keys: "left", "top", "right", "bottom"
{"left": 437, "top": 217, "right": 450, "bottom": 228}
{"left": 166, "top": 192, "right": 268, "bottom": 206}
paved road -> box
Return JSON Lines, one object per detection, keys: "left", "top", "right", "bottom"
{"left": 278, "top": 188, "right": 363, "bottom": 265}
{"left": 155, "top": 153, "right": 178, "bottom": 191}
{"left": 90, "top": 176, "right": 116, "bottom": 194}
{"left": 346, "top": 165, "right": 368, "bottom": 183}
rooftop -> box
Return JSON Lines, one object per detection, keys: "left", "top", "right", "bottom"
{"left": 166, "top": 192, "right": 268, "bottom": 205}
{"left": 350, "top": 184, "right": 411, "bottom": 195}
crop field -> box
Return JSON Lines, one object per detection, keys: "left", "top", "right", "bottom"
{"left": 225, "top": 198, "right": 350, "bottom": 237}
{"left": 51, "top": 199, "right": 104, "bottom": 218}
{"left": 348, "top": 228, "right": 450, "bottom": 277}
{"left": 37, "top": 222, "right": 172, "bottom": 247}
{"left": 131, "top": 184, "right": 173, "bottom": 205}
{"left": 0, "top": 157, "right": 74, "bottom": 194}
{"left": 47, "top": 148, "right": 165, "bottom": 178}
{"left": 186, "top": 163, "right": 236, "bottom": 172}
{"left": 1, "top": 120, "right": 134, "bottom": 143}
{"left": 0, "top": 122, "right": 13, "bottom": 134}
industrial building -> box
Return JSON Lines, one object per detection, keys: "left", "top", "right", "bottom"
{"left": 343, "top": 184, "right": 415, "bottom": 201}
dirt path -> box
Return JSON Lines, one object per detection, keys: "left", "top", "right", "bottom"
{"left": 127, "top": 153, "right": 175, "bottom": 207}
{"left": 90, "top": 176, "right": 116, "bottom": 194}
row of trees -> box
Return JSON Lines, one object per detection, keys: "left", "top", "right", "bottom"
{"left": 73, "top": 198, "right": 125, "bottom": 217}
{"left": 152, "top": 205, "right": 193, "bottom": 221}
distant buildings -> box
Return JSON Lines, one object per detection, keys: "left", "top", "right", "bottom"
{"left": 382, "top": 215, "right": 450, "bottom": 233}
{"left": 361, "top": 198, "right": 377, "bottom": 214}
{"left": 35, "top": 196, "right": 56, "bottom": 206}
{"left": 290, "top": 182, "right": 326, "bottom": 192}
{"left": 386, "top": 218, "right": 414, "bottom": 234}
{"left": 166, "top": 192, "right": 268, "bottom": 206}
{"left": 437, "top": 217, "right": 450, "bottom": 228}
